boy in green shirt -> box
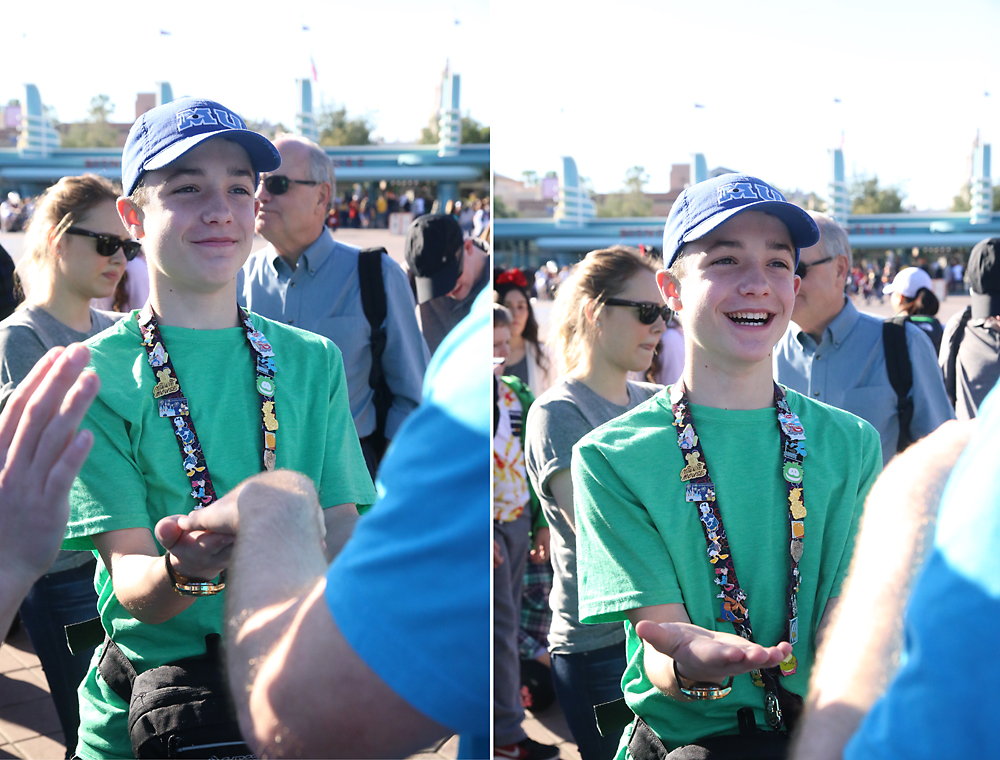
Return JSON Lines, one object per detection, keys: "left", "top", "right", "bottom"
{"left": 573, "top": 174, "right": 882, "bottom": 757}
{"left": 64, "top": 98, "right": 376, "bottom": 759}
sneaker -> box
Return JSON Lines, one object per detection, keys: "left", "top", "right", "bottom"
{"left": 493, "top": 737, "right": 560, "bottom": 760}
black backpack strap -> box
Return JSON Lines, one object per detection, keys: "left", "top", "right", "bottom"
{"left": 883, "top": 316, "right": 914, "bottom": 453}
{"left": 358, "top": 248, "right": 394, "bottom": 456}
{"left": 98, "top": 635, "right": 137, "bottom": 704}
{"left": 945, "top": 306, "right": 973, "bottom": 407}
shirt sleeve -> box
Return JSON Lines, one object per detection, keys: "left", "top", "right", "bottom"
{"left": 324, "top": 290, "right": 489, "bottom": 737}
{"left": 830, "top": 421, "right": 883, "bottom": 597}
{"left": 64, "top": 392, "right": 150, "bottom": 550}
{"left": 905, "top": 321, "right": 955, "bottom": 441}
{"left": 524, "top": 397, "right": 594, "bottom": 500}
{"left": 317, "top": 340, "right": 378, "bottom": 511}
{"left": 381, "top": 254, "right": 430, "bottom": 440}
{"left": 573, "top": 435, "right": 683, "bottom": 624}
{"left": 0, "top": 324, "right": 48, "bottom": 391}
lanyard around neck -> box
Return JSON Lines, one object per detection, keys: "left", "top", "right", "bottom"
{"left": 670, "top": 381, "right": 806, "bottom": 729}
{"left": 138, "top": 304, "right": 278, "bottom": 509}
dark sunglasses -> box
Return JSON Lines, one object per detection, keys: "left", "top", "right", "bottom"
{"left": 66, "top": 227, "right": 141, "bottom": 261}
{"left": 605, "top": 298, "right": 673, "bottom": 326}
{"left": 261, "top": 175, "right": 319, "bottom": 195}
{"left": 795, "top": 256, "right": 834, "bottom": 279}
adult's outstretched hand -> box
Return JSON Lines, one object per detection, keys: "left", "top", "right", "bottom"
{"left": 0, "top": 344, "right": 99, "bottom": 632}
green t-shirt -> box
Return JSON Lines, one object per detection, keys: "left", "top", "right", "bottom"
{"left": 65, "top": 311, "right": 377, "bottom": 760}
{"left": 573, "top": 386, "right": 882, "bottom": 753}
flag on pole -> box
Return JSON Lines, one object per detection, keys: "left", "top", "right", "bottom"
{"left": 310, "top": 56, "right": 318, "bottom": 82}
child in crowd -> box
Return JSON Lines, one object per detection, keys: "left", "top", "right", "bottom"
{"left": 494, "top": 303, "right": 558, "bottom": 760}
{"left": 573, "top": 175, "right": 882, "bottom": 758}
{"left": 63, "top": 98, "right": 375, "bottom": 759}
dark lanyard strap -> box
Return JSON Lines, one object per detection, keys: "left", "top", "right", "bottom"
{"left": 137, "top": 305, "right": 277, "bottom": 509}
{"left": 670, "top": 381, "right": 805, "bottom": 729}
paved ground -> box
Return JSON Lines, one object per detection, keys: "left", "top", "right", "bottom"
{"left": 0, "top": 627, "right": 65, "bottom": 759}
{"left": 0, "top": 622, "right": 459, "bottom": 759}
{"left": 523, "top": 702, "right": 582, "bottom": 760}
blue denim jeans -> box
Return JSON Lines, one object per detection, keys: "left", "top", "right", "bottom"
{"left": 19, "top": 559, "right": 100, "bottom": 759}
{"left": 550, "top": 642, "right": 628, "bottom": 760}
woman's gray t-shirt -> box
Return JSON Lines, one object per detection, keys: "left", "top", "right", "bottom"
{"left": 525, "top": 376, "right": 661, "bottom": 654}
{"left": 0, "top": 303, "right": 123, "bottom": 573}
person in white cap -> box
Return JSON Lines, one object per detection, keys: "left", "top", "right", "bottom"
{"left": 883, "top": 266, "right": 944, "bottom": 354}
{"left": 774, "top": 212, "right": 953, "bottom": 465}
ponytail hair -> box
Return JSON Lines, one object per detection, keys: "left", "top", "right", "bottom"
{"left": 898, "top": 287, "right": 939, "bottom": 317}
{"left": 549, "top": 246, "right": 659, "bottom": 375}
{"left": 19, "top": 174, "right": 121, "bottom": 294}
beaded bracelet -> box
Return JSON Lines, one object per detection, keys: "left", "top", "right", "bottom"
{"left": 673, "top": 659, "right": 734, "bottom": 700}
{"left": 164, "top": 552, "right": 226, "bottom": 596}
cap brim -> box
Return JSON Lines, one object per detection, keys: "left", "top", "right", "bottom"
{"left": 144, "top": 130, "right": 281, "bottom": 175}
{"left": 414, "top": 257, "right": 461, "bottom": 304}
{"left": 971, "top": 292, "right": 1000, "bottom": 320}
{"left": 683, "top": 201, "right": 821, "bottom": 252}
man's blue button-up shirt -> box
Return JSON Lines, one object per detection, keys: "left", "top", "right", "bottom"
{"left": 774, "top": 299, "right": 954, "bottom": 466}
{"left": 238, "top": 231, "right": 429, "bottom": 440}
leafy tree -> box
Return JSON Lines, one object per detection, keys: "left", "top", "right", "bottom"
{"left": 850, "top": 174, "right": 905, "bottom": 214}
{"left": 597, "top": 165, "right": 653, "bottom": 217}
{"left": 419, "top": 115, "right": 489, "bottom": 144}
{"left": 623, "top": 165, "right": 649, "bottom": 194}
{"left": 317, "top": 103, "right": 375, "bottom": 146}
{"left": 60, "top": 95, "right": 119, "bottom": 148}
{"left": 950, "top": 182, "right": 1000, "bottom": 212}
{"left": 245, "top": 120, "right": 288, "bottom": 140}
{"left": 520, "top": 170, "right": 538, "bottom": 188}
{"left": 461, "top": 117, "right": 489, "bottom": 144}
{"left": 494, "top": 195, "right": 517, "bottom": 218}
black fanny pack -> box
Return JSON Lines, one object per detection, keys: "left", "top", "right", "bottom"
{"left": 98, "top": 632, "right": 254, "bottom": 759}
{"left": 628, "top": 713, "right": 789, "bottom": 760}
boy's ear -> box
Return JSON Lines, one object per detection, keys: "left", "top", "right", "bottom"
{"left": 117, "top": 197, "right": 145, "bottom": 240}
{"left": 657, "top": 269, "right": 683, "bottom": 311}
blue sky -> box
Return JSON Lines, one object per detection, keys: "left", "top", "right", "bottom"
{"left": 492, "top": 0, "right": 1000, "bottom": 210}
{"left": 2, "top": 0, "right": 490, "bottom": 143}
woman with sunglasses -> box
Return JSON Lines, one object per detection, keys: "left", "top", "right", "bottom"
{"left": 495, "top": 268, "right": 555, "bottom": 397}
{"left": 524, "top": 247, "right": 665, "bottom": 760}
{"left": 0, "top": 173, "right": 135, "bottom": 757}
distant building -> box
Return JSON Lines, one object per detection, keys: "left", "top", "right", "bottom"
{"left": 494, "top": 173, "right": 556, "bottom": 218}
{"left": 591, "top": 163, "right": 740, "bottom": 217}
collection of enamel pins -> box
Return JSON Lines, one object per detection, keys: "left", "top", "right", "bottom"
{"left": 671, "top": 382, "right": 806, "bottom": 729}
{"left": 138, "top": 304, "right": 277, "bottom": 510}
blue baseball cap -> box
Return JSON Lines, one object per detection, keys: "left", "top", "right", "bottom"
{"left": 122, "top": 97, "right": 281, "bottom": 196}
{"left": 662, "top": 173, "right": 820, "bottom": 268}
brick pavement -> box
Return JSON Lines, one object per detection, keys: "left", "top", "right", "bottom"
{"left": 0, "top": 625, "right": 64, "bottom": 759}
{"left": 0, "top": 623, "right": 457, "bottom": 760}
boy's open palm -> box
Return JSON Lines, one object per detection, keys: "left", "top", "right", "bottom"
{"left": 636, "top": 620, "right": 792, "bottom": 685}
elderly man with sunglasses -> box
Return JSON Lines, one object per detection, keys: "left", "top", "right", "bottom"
{"left": 239, "top": 133, "right": 429, "bottom": 478}
{"left": 774, "top": 211, "right": 953, "bottom": 466}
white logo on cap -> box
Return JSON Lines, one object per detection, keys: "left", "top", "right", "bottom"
{"left": 717, "top": 182, "right": 786, "bottom": 206}
{"left": 176, "top": 107, "right": 246, "bottom": 133}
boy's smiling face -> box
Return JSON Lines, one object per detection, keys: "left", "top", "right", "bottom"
{"left": 659, "top": 210, "right": 800, "bottom": 373}
{"left": 121, "top": 137, "right": 259, "bottom": 295}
